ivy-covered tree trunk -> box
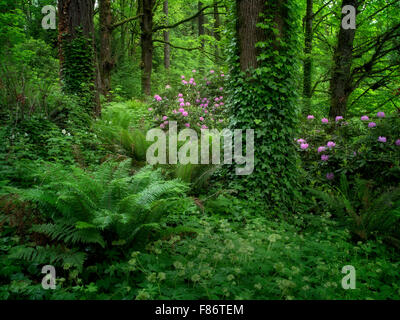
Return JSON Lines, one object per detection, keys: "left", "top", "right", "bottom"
{"left": 329, "top": 0, "right": 358, "bottom": 118}
{"left": 163, "top": 0, "right": 170, "bottom": 70}
{"left": 99, "top": 0, "right": 114, "bottom": 100}
{"left": 58, "top": 0, "right": 100, "bottom": 115}
{"left": 230, "top": 0, "right": 300, "bottom": 208}
{"left": 139, "top": 0, "right": 155, "bottom": 96}
{"left": 303, "top": 0, "right": 313, "bottom": 115}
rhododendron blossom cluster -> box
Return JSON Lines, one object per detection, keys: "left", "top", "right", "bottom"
{"left": 149, "top": 70, "right": 227, "bottom": 131}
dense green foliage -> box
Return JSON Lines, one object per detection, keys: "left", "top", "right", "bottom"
{"left": 0, "top": 0, "right": 399, "bottom": 301}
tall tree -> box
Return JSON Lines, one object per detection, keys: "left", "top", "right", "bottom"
{"left": 138, "top": 0, "right": 155, "bottom": 95}
{"left": 213, "top": 0, "right": 221, "bottom": 60}
{"left": 163, "top": 0, "right": 170, "bottom": 70}
{"left": 303, "top": 0, "right": 313, "bottom": 114}
{"left": 231, "top": 0, "right": 300, "bottom": 208}
{"left": 329, "top": 0, "right": 359, "bottom": 118}
{"left": 58, "top": 0, "right": 100, "bottom": 115}
{"left": 198, "top": 1, "right": 206, "bottom": 70}
{"left": 99, "top": 0, "right": 114, "bottom": 100}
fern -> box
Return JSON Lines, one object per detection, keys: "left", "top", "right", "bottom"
{"left": 3, "top": 160, "right": 194, "bottom": 271}
{"left": 310, "top": 174, "right": 400, "bottom": 243}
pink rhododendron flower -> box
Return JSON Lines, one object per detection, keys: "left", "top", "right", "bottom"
{"left": 361, "top": 115, "right": 369, "bottom": 121}
{"left": 377, "top": 111, "right": 386, "bottom": 118}
{"left": 179, "top": 108, "right": 185, "bottom": 113}
{"left": 181, "top": 75, "right": 185, "bottom": 79}
{"left": 378, "top": 136, "right": 387, "bottom": 143}
{"left": 220, "top": 102, "right": 224, "bottom": 106}
{"left": 395, "top": 139, "right": 400, "bottom": 146}
{"left": 307, "top": 115, "right": 315, "bottom": 120}
{"left": 219, "top": 119, "right": 223, "bottom": 123}
{"left": 182, "top": 111, "right": 189, "bottom": 117}
{"left": 173, "top": 110, "right": 177, "bottom": 114}
{"left": 199, "top": 117, "right": 204, "bottom": 121}
{"left": 178, "top": 93, "right": 183, "bottom": 98}
{"left": 178, "top": 98, "right": 184, "bottom": 103}
{"left": 318, "top": 146, "right": 326, "bottom": 153}
{"left": 326, "top": 173, "right": 335, "bottom": 180}
{"left": 327, "top": 141, "right": 336, "bottom": 148}
{"left": 335, "top": 116, "right": 343, "bottom": 122}
{"left": 297, "top": 139, "right": 306, "bottom": 144}
{"left": 300, "top": 143, "right": 309, "bottom": 150}
{"left": 210, "top": 70, "right": 215, "bottom": 74}
{"left": 148, "top": 108, "right": 153, "bottom": 111}
{"left": 219, "top": 87, "right": 223, "bottom": 91}
{"left": 160, "top": 124, "right": 165, "bottom": 129}
{"left": 368, "top": 122, "right": 377, "bottom": 128}
{"left": 182, "top": 80, "right": 188, "bottom": 85}
{"left": 192, "top": 70, "right": 196, "bottom": 73}
{"left": 154, "top": 95, "right": 162, "bottom": 101}
{"left": 185, "top": 123, "right": 190, "bottom": 127}
{"left": 201, "top": 125, "right": 208, "bottom": 129}
{"left": 322, "top": 118, "right": 329, "bottom": 124}
{"left": 204, "top": 110, "right": 208, "bottom": 114}
{"left": 163, "top": 116, "right": 168, "bottom": 121}
{"left": 321, "top": 155, "right": 329, "bottom": 161}
{"left": 186, "top": 102, "right": 191, "bottom": 106}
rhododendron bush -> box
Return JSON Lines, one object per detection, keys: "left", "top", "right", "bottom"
{"left": 296, "top": 112, "right": 400, "bottom": 188}
{"left": 148, "top": 70, "right": 227, "bottom": 131}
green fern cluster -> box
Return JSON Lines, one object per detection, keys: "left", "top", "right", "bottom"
{"left": 2, "top": 160, "right": 191, "bottom": 270}
{"left": 309, "top": 175, "right": 400, "bottom": 245}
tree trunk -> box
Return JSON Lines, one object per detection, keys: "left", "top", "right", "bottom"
{"left": 139, "top": 0, "right": 155, "bottom": 95}
{"left": 303, "top": 0, "right": 313, "bottom": 114}
{"left": 329, "top": 0, "right": 358, "bottom": 118}
{"left": 198, "top": 1, "right": 205, "bottom": 70}
{"left": 233, "top": 0, "right": 300, "bottom": 207}
{"left": 236, "top": 0, "right": 268, "bottom": 71}
{"left": 163, "top": 0, "right": 170, "bottom": 70}
{"left": 213, "top": 0, "right": 221, "bottom": 60}
{"left": 120, "top": 0, "right": 127, "bottom": 63}
{"left": 58, "top": 0, "right": 100, "bottom": 115}
{"left": 99, "top": 0, "right": 114, "bottom": 100}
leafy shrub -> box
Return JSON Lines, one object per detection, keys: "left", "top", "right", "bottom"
{"left": 148, "top": 69, "right": 227, "bottom": 131}
{"left": 309, "top": 175, "right": 400, "bottom": 245}
{"left": 296, "top": 113, "right": 400, "bottom": 189}
{"left": 0, "top": 161, "right": 193, "bottom": 294}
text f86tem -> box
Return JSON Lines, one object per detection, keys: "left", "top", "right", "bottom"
{"left": 199, "top": 304, "right": 244, "bottom": 316}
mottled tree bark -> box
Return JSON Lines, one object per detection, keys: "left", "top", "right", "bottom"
{"left": 139, "top": 0, "right": 155, "bottom": 95}
{"left": 58, "top": 0, "right": 100, "bottom": 115}
{"left": 236, "top": 0, "right": 268, "bottom": 71}
{"left": 329, "top": 0, "right": 358, "bottom": 118}
{"left": 99, "top": 0, "right": 114, "bottom": 100}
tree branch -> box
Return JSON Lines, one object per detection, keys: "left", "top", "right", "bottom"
{"left": 111, "top": 14, "right": 143, "bottom": 30}
{"left": 152, "top": 3, "right": 219, "bottom": 32}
